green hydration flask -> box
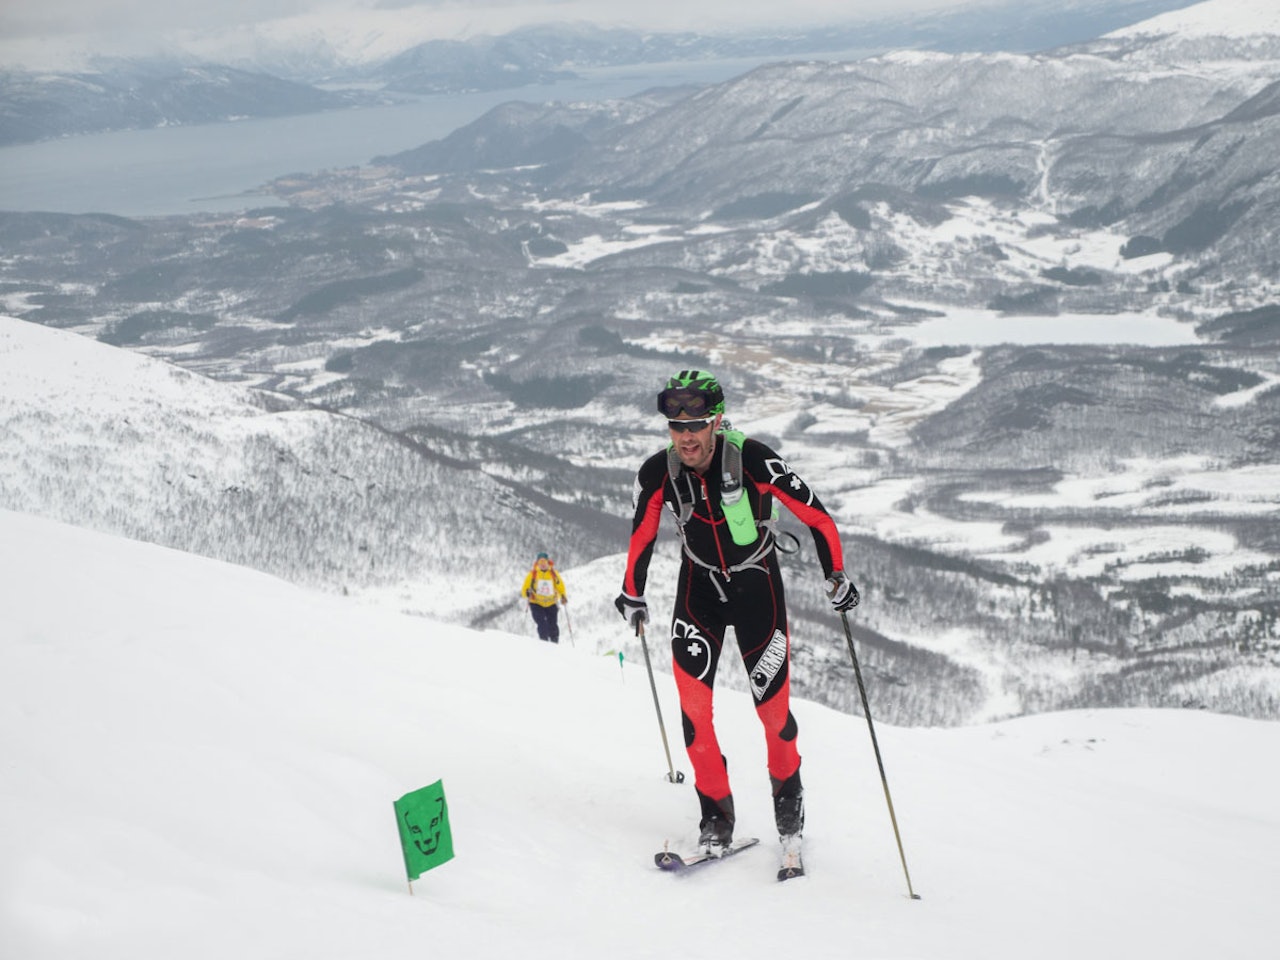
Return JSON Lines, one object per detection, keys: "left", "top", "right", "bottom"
{"left": 718, "top": 428, "right": 758, "bottom": 546}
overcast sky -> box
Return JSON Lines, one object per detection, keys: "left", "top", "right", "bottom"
{"left": 0, "top": 0, "right": 970, "bottom": 42}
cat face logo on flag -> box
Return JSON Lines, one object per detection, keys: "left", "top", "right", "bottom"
{"left": 393, "top": 780, "right": 455, "bottom": 881}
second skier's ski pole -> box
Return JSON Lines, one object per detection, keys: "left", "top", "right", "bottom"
{"left": 563, "top": 604, "right": 575, "bottom": 647}
{"left": 840, "top": 610, "right": 921, "bottom": 900}
{"left": 637, "top": 622, "right": 684, "bottom": 784}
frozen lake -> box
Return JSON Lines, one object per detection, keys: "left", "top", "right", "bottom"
{"left": 905, "top": 308, "right": 1201, "bottom": 347}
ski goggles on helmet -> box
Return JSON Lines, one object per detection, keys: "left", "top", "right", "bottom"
{"left": 657, "top": 386, "right": 717, "bottom": 419}
{"left": 667, "top": 417, "right": 717, "bottom": 434}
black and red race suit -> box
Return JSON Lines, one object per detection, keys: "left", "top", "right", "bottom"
{"left": 621, "top": 434, "right": 845, "bottom": 808}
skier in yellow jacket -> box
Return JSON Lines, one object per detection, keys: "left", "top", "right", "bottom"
{"left": 521, "top": 552, "right": 568, "bottom": 642}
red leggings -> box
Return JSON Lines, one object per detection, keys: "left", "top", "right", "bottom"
{"left": 668, "top": 557, "right": 800, "bottom": 803}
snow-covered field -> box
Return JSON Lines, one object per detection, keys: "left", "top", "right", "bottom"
{"left": 3, "top": 508, "right": 1277, "bottom": 959}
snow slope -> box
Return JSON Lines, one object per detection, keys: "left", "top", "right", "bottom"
{"left": 2, "top": 508, "right": 1277, "bottom": 959}
{"left": 1108, "top": 0, "right": 1280, "bottom": 38}
{"left": 1100, "top": 0, "right": 1280, "bottom": 78}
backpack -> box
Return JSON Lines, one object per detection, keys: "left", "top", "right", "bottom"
{"left": 666, "top": 425, "right": 756, "bottom": 545}
{"left": 526, "top": 560, "right": 562, "bottom": 598}
{"left": 665, "top": 425, "right": 801, "bottom": 571}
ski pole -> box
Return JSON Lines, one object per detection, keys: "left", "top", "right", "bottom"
{"left": 636, "top": 622, "right": 684, "bottom": 784}
{"left": 563, "top": 604, "right": 575, "bottom": 647}
{"left": 839, "top": 611, "right": 921, "bottom": 900}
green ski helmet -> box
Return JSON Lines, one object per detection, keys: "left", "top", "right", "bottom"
{"left": 657, "top": 370, "right": 725, "bottom": 418}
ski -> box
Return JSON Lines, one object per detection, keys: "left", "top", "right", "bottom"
{"left": 777, "top": 859, "right": 806, "bottom": 881}
{"left": 654, "top": 837, "right": 760, "bottom": 873}
{"left": 777, "top": 837, "right": 805, "bottom": 881}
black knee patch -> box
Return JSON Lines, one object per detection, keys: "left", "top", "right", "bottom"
{"left": 779, "top": 710, "right": 798, "bottom": 742}
{"left": 682, "top": 711, "right": 696, "bottom": 748}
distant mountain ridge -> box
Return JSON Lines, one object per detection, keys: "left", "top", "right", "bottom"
{"left": 0, "top": 62, "right": 376, "bottom": 148}
{"left": 380, "top": 0, "right": 1280, "bottom": 292}
{"left": 0, "top": 1, "right": 1199, "bottom": 146}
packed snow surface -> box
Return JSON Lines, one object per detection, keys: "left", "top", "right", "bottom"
{"left": 3, "top": 508, "right": 1278, "bottom": 959}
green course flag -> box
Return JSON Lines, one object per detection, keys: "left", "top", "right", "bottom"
{"left": 394, "top": 779, "right": 455, "bottom": 881}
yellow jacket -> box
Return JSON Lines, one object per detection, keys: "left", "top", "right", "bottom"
{"left": 521, "top": 566, "right": 566, "bottom": 608}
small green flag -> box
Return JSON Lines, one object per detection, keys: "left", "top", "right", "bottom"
{"left": 394, "top": 779, "right": 455, "bottom": 881}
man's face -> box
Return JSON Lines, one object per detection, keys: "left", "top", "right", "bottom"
{"left": 669, "top": 413, "right": 720, "bottom": 472}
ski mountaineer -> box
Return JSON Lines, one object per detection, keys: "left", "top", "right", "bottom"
{"left": 522, "top": 551, "right": 568, "bottom": 643}
{"left": 615, "top": 370, "right": 860, "bottom": 875}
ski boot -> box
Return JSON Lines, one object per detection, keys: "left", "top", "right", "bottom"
{"left": 773, "top": 770, "right": 805, "bottom": 880}
{"left": 696, "top": 790, "right": 736, "bottom": 857}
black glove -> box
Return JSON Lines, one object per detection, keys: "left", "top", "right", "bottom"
{"left": 825, "top": 571, "right": 860, "bottom": 612}
{"left": 614, "top": 592, "right": 649, "bottom": 633}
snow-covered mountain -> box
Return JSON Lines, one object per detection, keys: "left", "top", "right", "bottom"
{"left": 1106, "top": 0, "right": 1280, "bottom": 40}
{"left": 378, "top": 0, "right": 1280, "bottom": 297}
{"left": 0, "top": 314, "right": 621, "bottom": 624}
{"left": 0, "top": 1, "right": 1202, "bottom": 77}
{"left": 0, "top": 62, "right": 378, "bottom": 148}
{"left": 3, "top": 505, "right": 1277, "bottom": 958}
{"left": 1073, "top": 0, "right": 1280, "bottom": 79}
{"left": 4, "top": 0, "right": 1280, "bottom": 726}
{"left": 0, "top": 1, "right": 1202, "bottom": 145}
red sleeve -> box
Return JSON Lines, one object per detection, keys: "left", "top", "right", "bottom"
{"left": 622, "top": 452, "right": 669, "bottom": 596}
{"left": 744, "top": 439, "right": 845, "bottom": 577}
{"left": 768, "top": 481, "right": 844, "bottom": 575}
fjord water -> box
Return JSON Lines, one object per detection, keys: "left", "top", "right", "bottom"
{"left": 0, "top": 57, "right": 794, "bottom": 218}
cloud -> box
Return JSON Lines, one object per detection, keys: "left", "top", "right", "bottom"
{"left": 0, "top": 2, "right": 301, "bottom": 37}
{"left": 0, "top": 0, "right": 967, "bottom": 71}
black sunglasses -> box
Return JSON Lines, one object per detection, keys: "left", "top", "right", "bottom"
{"left": 658, "top": 386, "right": 715, "bottom": 418}
{"left": 667, "top": 417, "right": 717, "bottom": 433}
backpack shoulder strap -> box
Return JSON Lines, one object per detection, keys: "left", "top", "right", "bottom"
{"left": 720, "top": 427, "right": 745, "bottom": 497}
{"left": 717, "top": 427, "right": 758, "bottom": 546}
{"left": 665, "top": 429, "right": 752, "bottom": 536}
{"left": 666, "top": 445, "right": 696, "bottom": 525}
